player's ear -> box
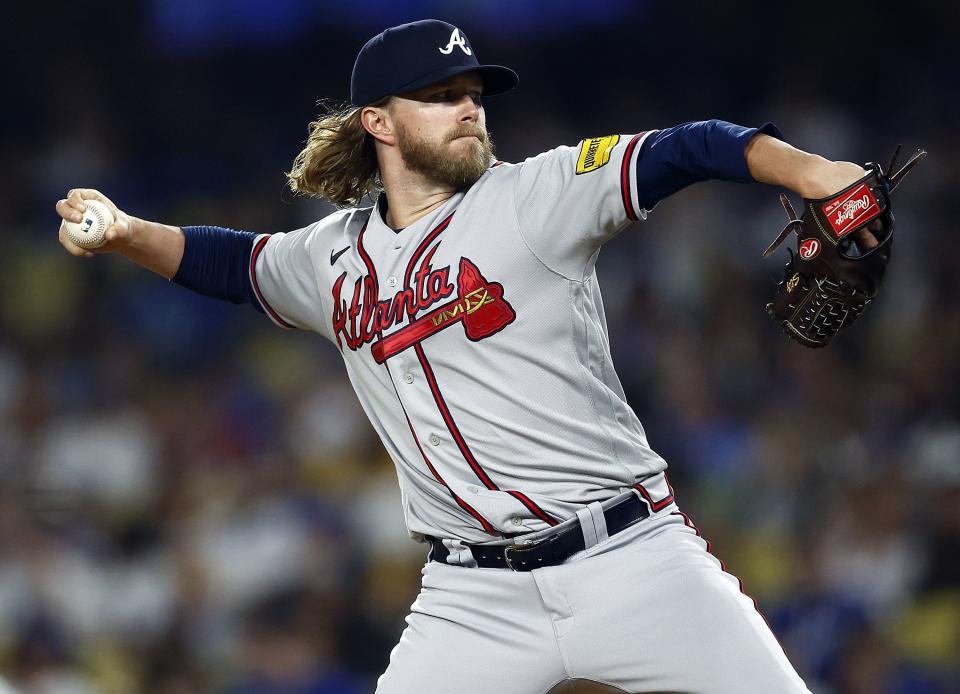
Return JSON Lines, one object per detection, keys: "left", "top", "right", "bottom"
{"left": 360, "top": 102, "right": 396, "bottom": 146}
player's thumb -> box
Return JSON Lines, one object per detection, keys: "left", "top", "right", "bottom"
{"left": 100, "top": 213, "right": 136, "bottom": 249}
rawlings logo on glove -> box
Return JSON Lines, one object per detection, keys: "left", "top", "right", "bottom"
{"left": 824, "top": 184, "right": 881, "bottom": 237}
{"left": 764, "top": 145, "right": 927, "bottom": 348}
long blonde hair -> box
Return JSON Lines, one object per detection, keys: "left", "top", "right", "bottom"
{"left": 286, "top": 101, "right": 384, "bottom": 208}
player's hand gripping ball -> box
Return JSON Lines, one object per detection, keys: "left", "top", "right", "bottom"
{"left": 62, "top": 200, "right": 114, "bottom": 249}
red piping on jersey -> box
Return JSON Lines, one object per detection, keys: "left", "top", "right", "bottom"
{"left": 620, "top": 133, "right": 646, "bottom": 222}
{"left": 250, "top": 236, "right": 296, "bottom": 329}
{"left": 415, "top": 343, "right": 498, "bottom": 490}
{"left": 400, "top": 212, "right": 558, "bottom": 527}
{"left": 671, "top": 510, "right": 775, "bottom": 631}
{"left": 355, "top": 221, "right": 383, "bottom": 339}
{"left": 403, "top": 213, "right": 455, "bottom": 288}
{"left": 414, "top": 342, "right": 560, "bottom": 526}
{"left": 366, "top": 211, "right": 495, "bottom": 535}
{"left": 374, "top": 295, "right": 495, "bottom": 534}
{"left": 634, "top": 472, "right": 675, "bottom": 511}
{"left": 506, "top": 491, "right": 558, "bottom": 527}
{"left": 401, "top": 407, "right": 497, "bottom": 534}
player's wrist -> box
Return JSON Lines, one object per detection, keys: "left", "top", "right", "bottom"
{"left": 119, "top": 216, "right": 169, "bottom": 250}
{"left": 123, "top": 216, "right": 146, "bottom": 247}
{"left": 114, "top": 217, "right": 186, "bottom": 279}
{"left": 797, "top": 158, "right": 866, "bottom": 200}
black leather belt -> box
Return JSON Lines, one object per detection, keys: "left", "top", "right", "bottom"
{"left": 428, "top": 492, "right": 650, "bottom": 571}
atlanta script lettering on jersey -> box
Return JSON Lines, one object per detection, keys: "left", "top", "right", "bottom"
{"left": 331, "top": 246, "right": 454, "bottom": 351}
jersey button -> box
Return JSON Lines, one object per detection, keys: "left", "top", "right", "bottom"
{"left": 403, "top": 373, "right": 414, "bottom": 384}
{"left": 467, "top": 485, "right": 479, "bottom": 494}
{"left": 428, "top": 434, "right": 440, "bottom": 446}
{"left": 512, "top": 517, "right": 523, "bottom": 526}
{"left": 387, "top": 276, "right": 399, "bottom": 288}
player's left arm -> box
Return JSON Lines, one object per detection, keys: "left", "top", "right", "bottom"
{"left": 630, "top": 120, "right": 864, "bottom": 210}
{"left": 743, "top": 134, "right": 866, "bottom": 202}
{"left": 634, "top": 122, "right": 880, "bottom": 253}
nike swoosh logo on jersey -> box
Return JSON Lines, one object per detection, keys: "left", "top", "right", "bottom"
{"left": 330, "top": 246, "right": 350, "bottom": 265}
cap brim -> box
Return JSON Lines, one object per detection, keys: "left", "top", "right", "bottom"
{"left": 472, "top": 65, "right": 519, "bottom": 96}
{"left": 394, "top": 64, "right": 519, "bottom": 99}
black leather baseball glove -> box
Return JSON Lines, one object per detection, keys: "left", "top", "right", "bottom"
{"left": 764, "top": 146, "right": 927, "bottom": 348}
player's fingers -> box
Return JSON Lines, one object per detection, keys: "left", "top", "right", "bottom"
{"left": 857, "top": 228, "right": 879, "bottom": 249}
{"left": 58, "top": 222, "right": 94, "bottom": 258}
{"left": 55, "top": 198, "right": 84, "bottom": 223}
{"left": 66, "top": 188, "right": 110, "bottom": 211}
{"left": 66, "top": 189, "right": 86, "bottom": 211}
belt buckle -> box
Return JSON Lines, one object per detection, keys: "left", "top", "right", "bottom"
{"left": 503, "top": 534, "right": 560, "bottom": 572}
{"left": 503, "top": 544, "right": 522, "bottom": 571}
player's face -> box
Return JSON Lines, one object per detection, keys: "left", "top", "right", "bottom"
{"left": 390, "top": 73, "right": 494, "bottom": 188}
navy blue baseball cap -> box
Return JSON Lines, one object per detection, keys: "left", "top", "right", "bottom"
{"left": 350, "top": 19, "right": 518, "bottom": 107}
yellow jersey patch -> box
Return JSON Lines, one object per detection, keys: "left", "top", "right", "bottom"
{"left": 576, "top": 135, "right": 620, "bottom": 175}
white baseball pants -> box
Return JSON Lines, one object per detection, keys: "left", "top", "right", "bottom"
{"left": 375, "top": 508, "right": 811, "bottom": 694}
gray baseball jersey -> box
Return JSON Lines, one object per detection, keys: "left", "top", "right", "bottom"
{"left": 244, "top": 130, "right": 811, "bottom": 692}
{"left": 250, "top": 132, "right": 665, "bottom": 544}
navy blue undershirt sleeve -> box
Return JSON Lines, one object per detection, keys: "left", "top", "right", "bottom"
{"left": 635, "top": 120, "right": 784, "bottom": 211}
{"left": 172, "top": 225, "right": 263, "bottom": 311}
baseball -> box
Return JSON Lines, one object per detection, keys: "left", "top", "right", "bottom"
{"left": 63, "top": 200, "right": 114, "bottom": 249}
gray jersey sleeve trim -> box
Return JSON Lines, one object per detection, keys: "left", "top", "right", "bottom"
{"left": 249, "top": 233, "right": 299, "bottom": 330}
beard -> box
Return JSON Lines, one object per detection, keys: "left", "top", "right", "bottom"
{"left": 395, "top": 121, "right": 495, "bottom": 189}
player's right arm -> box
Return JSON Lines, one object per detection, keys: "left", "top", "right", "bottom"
{"left": 55, "top": 188, "right": 329, "bottom": 335}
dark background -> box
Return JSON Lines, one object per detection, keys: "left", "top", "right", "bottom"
{"left": 1, "top": 2, "right": 957, "bottom": 692}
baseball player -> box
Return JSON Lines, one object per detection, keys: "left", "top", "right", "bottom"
{"left": 57, "top": 19, "right": 889, "bottom": 694}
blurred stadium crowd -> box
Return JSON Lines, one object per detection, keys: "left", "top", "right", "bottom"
{"left": 2, "top": 2, "right": 957, "bottom": 693}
